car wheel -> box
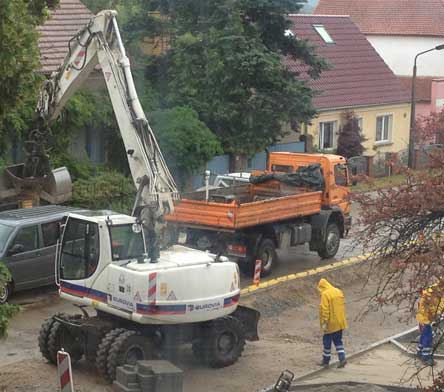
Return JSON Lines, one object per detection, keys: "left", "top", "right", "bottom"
{"left": 0, "top": 282, "right": 12, "bottom": 304}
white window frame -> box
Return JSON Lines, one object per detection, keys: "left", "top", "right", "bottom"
{"left": 313, "top": 24, "right": 335, "bottom": 44}
{"left": 375, "top": 114, "right": 393, "bottom": 144}
{"left": 319, "top": 121, "right": 337, "bottom": 150}
{"left": 357, "top": 117, "right": 363, "bottom": 132}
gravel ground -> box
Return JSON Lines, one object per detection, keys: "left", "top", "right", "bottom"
{"left": 0, "top": 262, "right": 416, "bottom": 392}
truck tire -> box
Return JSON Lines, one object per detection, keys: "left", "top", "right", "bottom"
{"left": 317, "top": 223, "right": 340, "bottom": 259}
{"left": 47, "top": 318, "right": 84, "bottom": 365}
{"left": 96, "top": 328, "right": 126, "bottom": 381}
{"left": 107, "top": 330, "right": 153, "bottom": 382}
{"left": 200, "top": 316, "right": 246, "bottom": 368}
{"left": 39, "top": 313, "right": 66, "bottom": 363}
{"left": 256, "top": 238, "right": 277, "bottom": 277}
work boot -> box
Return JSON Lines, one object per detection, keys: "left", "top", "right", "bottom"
{"left": 319, "top": 362, "right": 329, "bottom": 369}
{"left": 337, "top": 360, "right": 347, "bottom": 368}
{"left": 421, "top": 358, "right": 436, "bottom": 367}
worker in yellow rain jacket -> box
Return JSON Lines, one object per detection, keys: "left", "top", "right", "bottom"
{"left": 416, "top": 284, "right": 444, "bottom": 366}
{"left": 318, "top": 278, "right": 348, "bottom": 368}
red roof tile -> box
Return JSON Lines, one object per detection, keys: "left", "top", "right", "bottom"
{"left": 398, "top": 76, "right": 433, "bottom": 102}
{"left": 286, "top": 15, "right": 410, "bottom": 110}
{"left": 315, "top": 0, "right": 444, "bottom": 37}
{"left": 37, "top": 0, "right": 93, "bottom": 74}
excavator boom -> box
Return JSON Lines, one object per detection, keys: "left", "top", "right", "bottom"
{"left": 36, "top": 10, "right": 179, "bottom": 214}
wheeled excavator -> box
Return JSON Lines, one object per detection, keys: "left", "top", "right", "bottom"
{"left": 36, "top": 10, "right": 259, "bottom": 382}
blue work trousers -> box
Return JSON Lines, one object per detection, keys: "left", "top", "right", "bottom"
{"left": 322, "top": 330, "right": 345, "bottom": 364}
{"left": 417, "top": 323, "right": 433, "bottom": 361}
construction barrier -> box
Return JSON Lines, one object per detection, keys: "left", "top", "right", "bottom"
{"left": 57, "top": 349, "right": 74, "bottom": 392}
{"left": 253, "top": 259, "right": 261, "bottom": 286}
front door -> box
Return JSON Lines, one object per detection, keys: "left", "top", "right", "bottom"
{"left": 5, "top": 225, "right": 47, "bottom": 290}
{"left": 330, "top": 163, "right": 350, "bottom": 214}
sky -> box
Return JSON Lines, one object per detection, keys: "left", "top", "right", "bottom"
{"left": 300, "top": 0, "right": 319, "bottom": 13}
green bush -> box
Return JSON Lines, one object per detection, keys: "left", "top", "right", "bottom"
{"left": 0, "top": 263, "right": 19, "bottom": 338}
{"left": 70, "top": 169, "right": 135, "bottom": 214}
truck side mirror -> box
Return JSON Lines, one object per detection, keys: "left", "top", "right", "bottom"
{"left": 8, "top": 243, "right": 25, "bottom": 256}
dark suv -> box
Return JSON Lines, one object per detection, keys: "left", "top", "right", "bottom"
{"left": 0, "top": 205, "right": 79, "bottom": 303}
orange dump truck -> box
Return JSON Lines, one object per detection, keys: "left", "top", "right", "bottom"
{"left": 165, "top": 152, "right": 351, "bottom": 276}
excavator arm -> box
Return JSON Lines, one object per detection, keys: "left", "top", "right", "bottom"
{"left": 36, "top": 10, "right": 179, "bottom": 215}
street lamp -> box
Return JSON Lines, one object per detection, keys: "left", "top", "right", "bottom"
{"left": 408, "top": 44, "right": 444, "bottom": 168}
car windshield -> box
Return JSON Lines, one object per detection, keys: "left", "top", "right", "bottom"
{"left": 0, "top": 223, "right": 13, "bottom": 252}
{"left": 109, "top": 224, "right": 145, "bottom": 261}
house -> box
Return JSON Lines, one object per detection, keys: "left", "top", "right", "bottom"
{"left": 314, "top": 0, "right": 444, "bottom": 78}
{"left": 284, "top": 15, "right": 411, "bottom": 158}
{"left": 38, "top": 0, "right": 93, "bottom": 75}
{"left": 398, "top": 77, "right": 444, "bottom": 118}
{"left": 37, "top": 0, "right": 108, "bottom": 163}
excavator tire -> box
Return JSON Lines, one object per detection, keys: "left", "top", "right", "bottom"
{"left": 38, "top": 313, "right": 66, "bottom": 364}
{"left": 96, "top": 328, "right": 127, "bottom": 382}
{"left": 191, "top": 338, "right": 206, "bottom": 361}
{"left": 47, "top": 317, "right": 84, "bottom": 365}
{"left": 200, "top": 316, "right": 246, "bottom": 368}
{"left": 106, "top": 330, "right": 153, "bottom": 383}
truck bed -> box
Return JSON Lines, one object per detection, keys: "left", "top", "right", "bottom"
{"left": 165, "top": 182, "right": 322, "bottom": 231}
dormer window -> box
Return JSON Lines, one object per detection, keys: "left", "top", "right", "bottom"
{"left": 313, "top": 24, "right": 334, "bottom": 43}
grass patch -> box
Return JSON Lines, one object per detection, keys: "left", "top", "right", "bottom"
{"left": 351, "top": 173, "right": 407, "bottom": 193}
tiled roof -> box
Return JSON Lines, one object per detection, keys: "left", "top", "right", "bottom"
{"left": 286, "top": 15, "right": 410, "bottom": 111}
{"left": 398, "top": 77, "right": 433, "bottom": 103}
{"left": 315, "top": 0, "right": 444, "bottom": 37}
{"left": 37, "top": 0, "right": 93, "bottom": 74}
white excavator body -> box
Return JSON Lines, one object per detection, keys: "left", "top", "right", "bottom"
{"left": 58, "top": 211, "right": 241, "bottom": 324}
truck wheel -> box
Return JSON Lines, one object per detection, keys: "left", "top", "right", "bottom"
{"left": 202, "top": 316, "right": 246, "bottom": 368}
{"left": 0, "top": 282, "right": 12, "bottom": 304}
{"left": 47, "top": 318, "right": 83, "bottom": 365}
{"left": 256, "top": 238, "right": 277, "bottom": 277}
{"left": 96, "top": 328, "right": 126, "bottom": 381}
{"left": 318, "top": 223, "right": 340, "bottom": 259}
{"left": 107, "top": 330, "right": 153, "bottom": 382}
{"left": 39, "top": 313, "right": 66, "bottom": 363}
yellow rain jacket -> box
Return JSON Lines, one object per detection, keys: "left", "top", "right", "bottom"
{"left": 417, "top": 285, "right": 444, "bottom": 325}
{"left": 319, "top": 278, "right": 348, "bottom": 334}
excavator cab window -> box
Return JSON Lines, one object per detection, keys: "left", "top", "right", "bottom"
{"left": 109, "top": 224, "right": 145, "bottom": 262}
{"left": 60, "top": 218, "right": 99, "bottom": 280}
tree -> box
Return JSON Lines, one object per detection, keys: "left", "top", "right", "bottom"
{"left": 150, "top": 106, "right": 222, "bottom": 189}
{"left": 336, "top": 111, "right": 366, "bottom": 158}
{"left": 354, "top": 114, "right": 444, "bottom": 385}
{"left": 415, "top": 107, "right": 444, "bottom": 146}
{"left": 0, "top": 263, "right": 20, "bottom": 337}
{"left": 0, "top": 0, "right": 58, "bottom": 155}
{"left": 149, "top": 0, "right": 327, "bottom": 170}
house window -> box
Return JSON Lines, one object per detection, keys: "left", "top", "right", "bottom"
{"left": 376, "top": 115, "right": 392, "bottom": 143}
{"left": 319, "top": 121, "right": 337, "bottom": 150}
{"left": 313, "top": 25, "right": 334, "bottom": 44}
{"left": 357, "top": 117, "right": 363, "bottom": 132}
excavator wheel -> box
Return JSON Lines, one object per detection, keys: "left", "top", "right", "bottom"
{"left": 106, "top": 330, "right": 153, "bottom": 383}
{"left": 96, "top": 328, "right": 127, "bottom": 382}
{"left": 38, "top": 313, "right": 66, "bottom": 364}
{"left": 191, "top": 338, "right": 206, "bottom": 362}
{"left": 47, "top": 317, "right": 84, "bottom": 365}
{"left": 200, "top": 316, "right": 246, "bottom": 368}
